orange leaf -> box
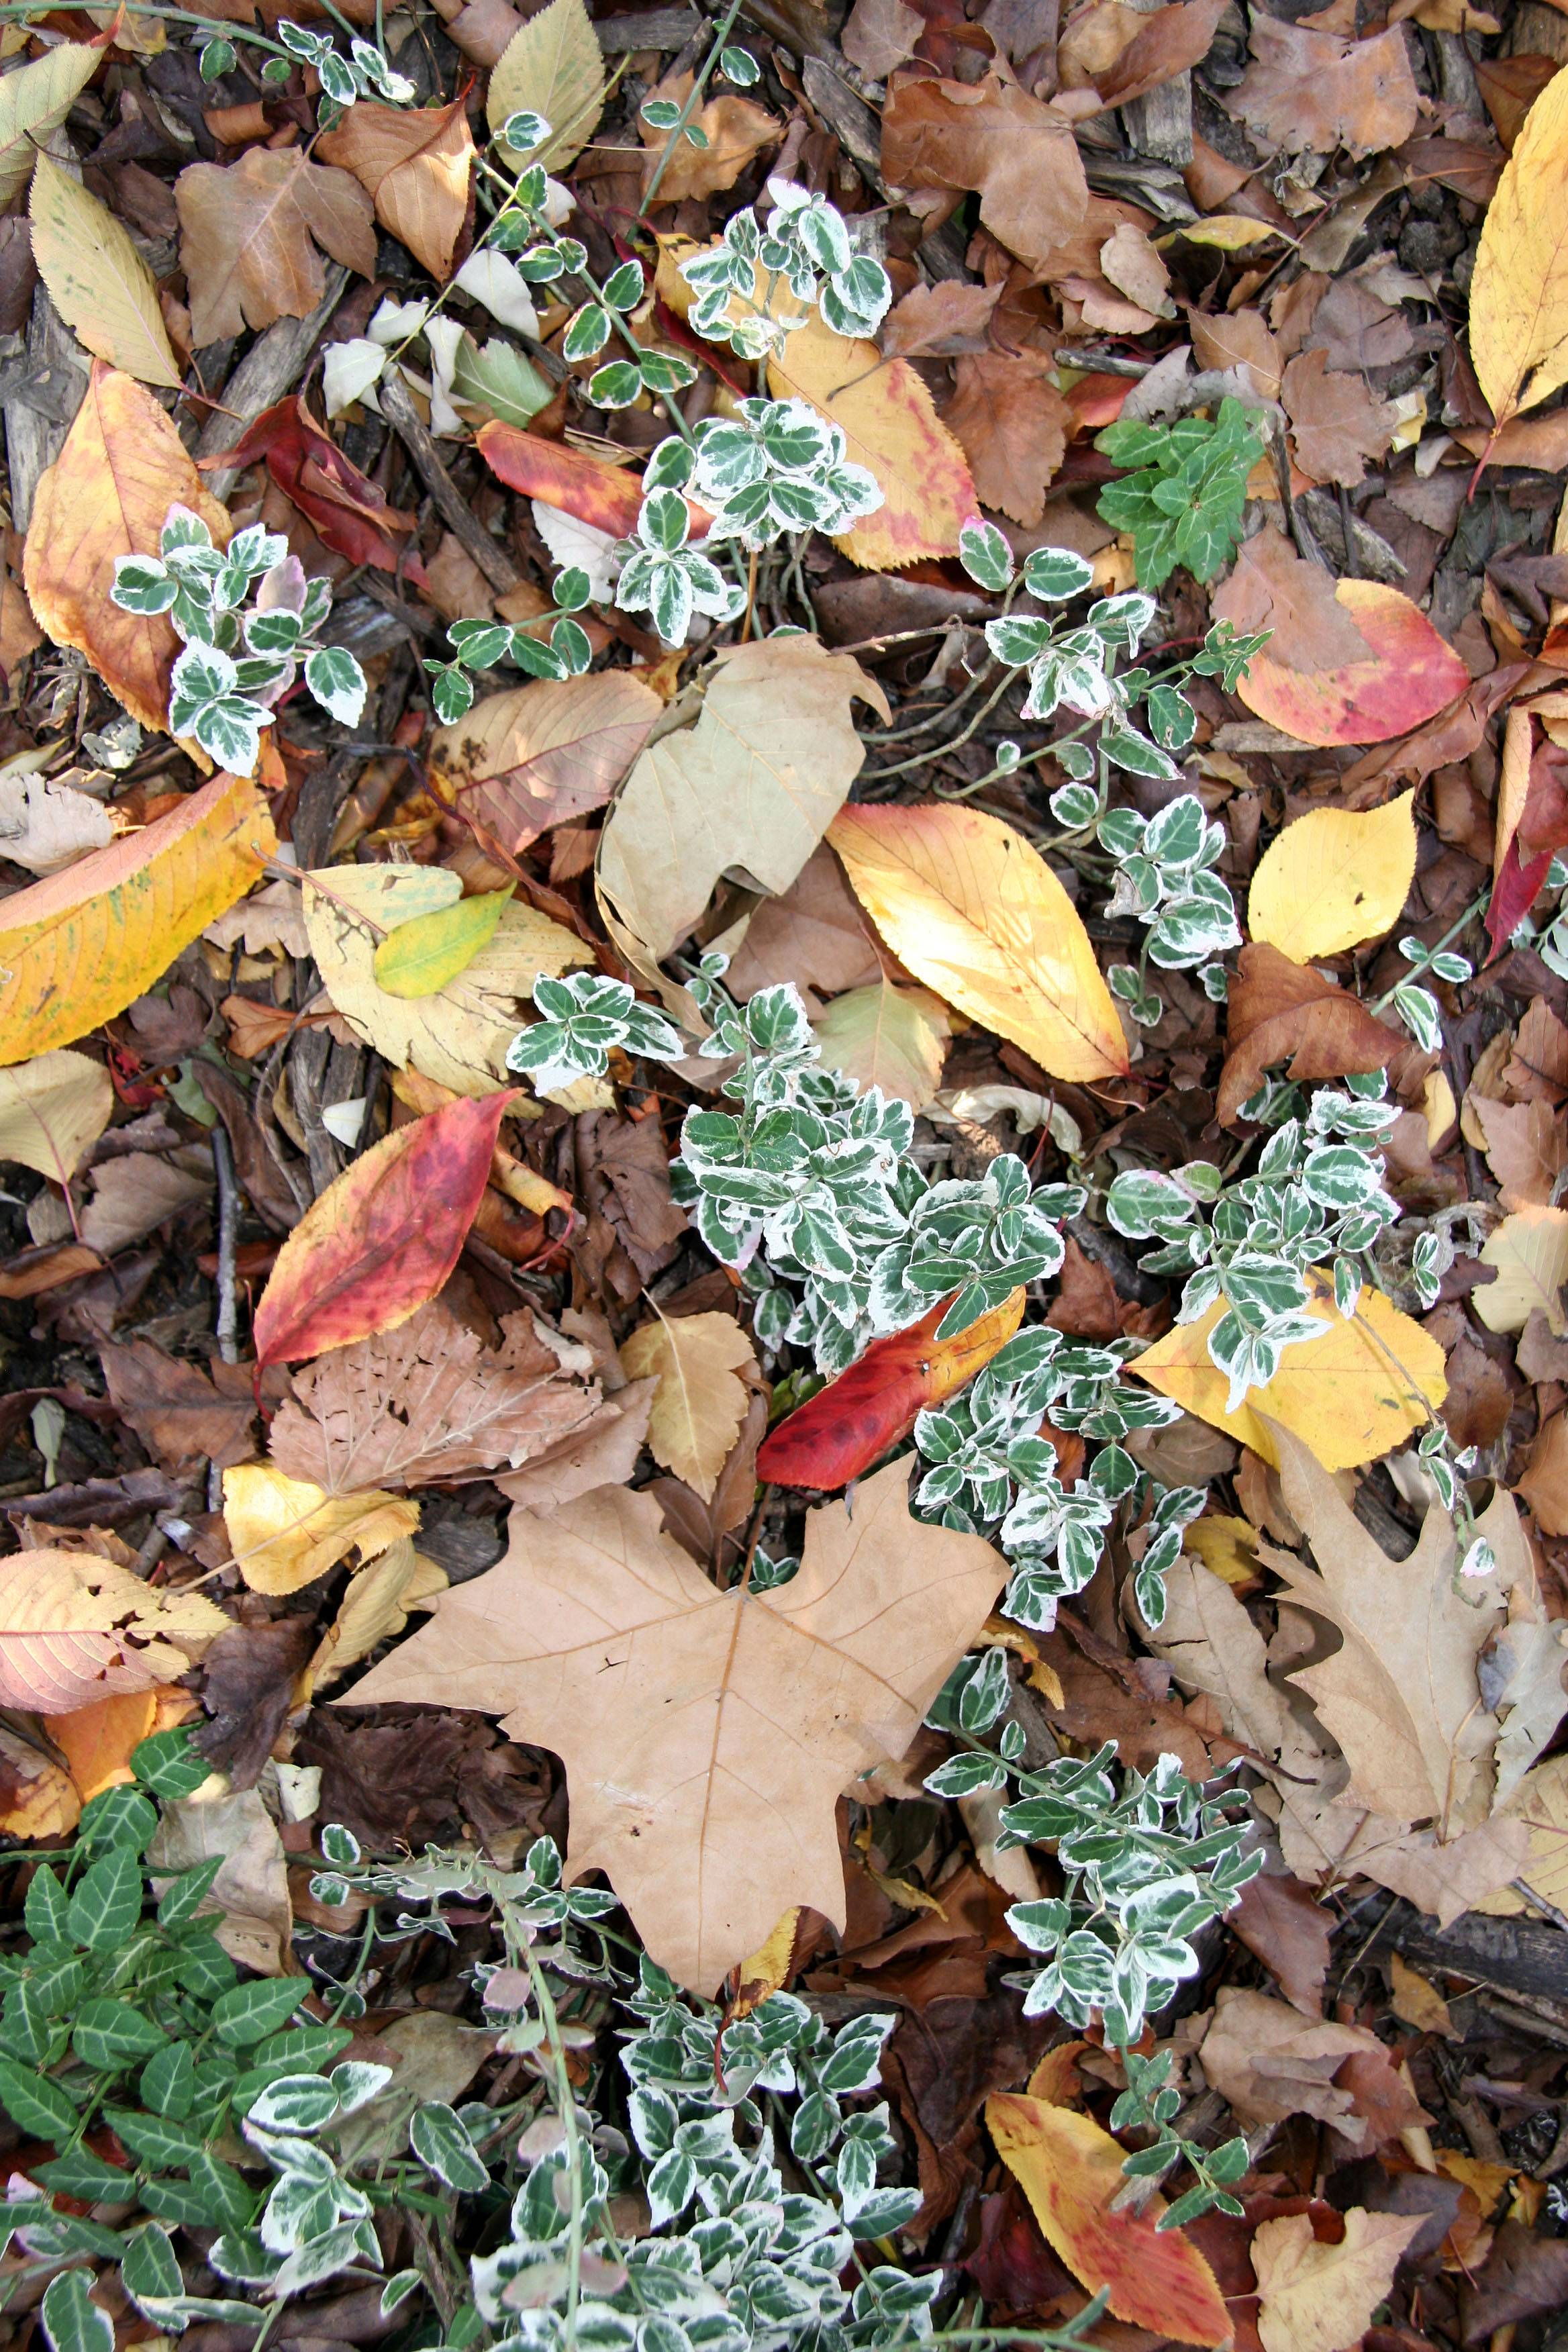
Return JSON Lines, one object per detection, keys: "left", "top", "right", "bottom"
{"left": 757, "top": 1288, "right": 1025, "bottom": 1490}
{"left": 23, "top": 360, "right": 231, "bottom": 732}
{"left": 477, "top": 421, "right": 714, "bottom": 541}
{"left": 317, "top": 95, "right": 474, "bottom": 281}
{"left": 44, "top": 1685, "right": 195, "bottom": 1803}
{"left": 0, "top": 770, "right": 276, "bottom": 1065}
{"left": 1234, "top": 579, "right": 1469, "bottom": 748}
{"left": 987, "top": 2091, "right": 1232, "bottom": 2347}
{"left": 252, "top": 1088, "right": 520, "bottom": 1366}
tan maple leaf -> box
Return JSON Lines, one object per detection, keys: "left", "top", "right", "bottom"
{"left": 176, "top": 148, "right": 377, "bottom": 345}
{"left": 345, "top": 1458, "right": 1004, "bottom": 1993}
{"left": 267, "top": 1300, "right": 609, "bottom": 1492}
{"left": 1281, "top": 348, "right": 1398, "bottom": 489}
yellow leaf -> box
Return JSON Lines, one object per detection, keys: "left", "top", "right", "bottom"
{"left": 619, "top": 1312, "right": 758, "bottom": 1502}
{"left": 1246, "top": 791, "right": 1417, "bottom": 961}
{"left": 373, "top": 886, "right": 513, "bottom": 997}
{"left": 1389, "top": 1950, "right": 1456, "bottom": 2037}
{"left": 487, "top": 0, "right": 605, "bottom": 172}
{"left": 0, "top": 41, "right": 103, "bottom": 207}
{"left": 1474, "top": 1204, "right": 1568, "bottom": 1334}
{"left": 1469, "top": 66, "right": 1568, "bottom": 431}
{"left": 30, "top": 150, "right": 181, "bottom": 387}
{"left": 44, "top": 1685, "right": 194, "bottom": 1803}
{"left": 0, "top": 771, "right": 275, "bottom": 1065}
{"left": 24, "top": 362, "right": 232, "bottom": 734}
{"left": 308, "top": 1537, "right": 448, "bottom": 1694}
{"left": 1252, "top": 2208, "right": 1424, "bottom": 2352}
{"left": 732, "top": 1908, "right": 801, "bottom": 2016}
{"left": 1164, "top": 213, "right": 1293, "bottom": 251}
{"left": 1183, "top": 1513, "right": 1263, "bottom": 1589}
{"left": 0, "top": 1049, "right": 113, "bottom": 1180}
{"left": 828, "top": 803, "right": 1128, "bottom": 1083}
{"left": 0, "top": 1725, "right": 79, "bottom": 1841}
{"left": 812, "top": 981, "right": 950, "bottom": 1108}
{"left": 767, "top": 305, "right": 978, "bottom": 569}
{"left": 222, "top": 1463, "right": 421, "bottom": 1596}
{"left": 1477, "top": 1751, "right": 1568, "bottom": 1916}
{"left": 303, "top": 863, "right": 589, "bottom": 1097}
{"left": 1133, "top": 1274, "right": 1447, "bottom": 1470}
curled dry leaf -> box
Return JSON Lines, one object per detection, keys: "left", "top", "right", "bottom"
{"left": 0, "top": 769, "right": 118, "bottom": 877}
{"left": 201, "top": 396, "right": 424, "bottom": 578}
{"left": 618, "top": 1312, "right": 758, "bottom": 1504}
{"left": 0, "top": 1048, "right": 113, "bottom": 1181}
{"left": 0, "top": 1547, "right": 228, "bottom": 1712}
{"left": 1281, "top": 347, "right": 1399, "bottom": 487}
{"left": 317, "top": 95, "right": 475, "bottom": 281}
{"left": 23, "top": 361, "right": 232, "bottom": 734}
{"left": 429, "top": 671, "right": 662, "bottom": 859}
{"left": 828, "top": 803, "right": 1129, "bottom": 1083}
{"left": 597, "top": 636, "right": 888, "bottom": 975}
{"left": 1133, "top": 1273, "right": 1446, "bottom": 1469}
{"left": 252, "top": 1089, "right": 519, "bottom": 1366}
{"left": 0, "top": 771, "right": 275, "bottom": 1065}
{"left": 222, "top": 1463, "right": 422, "bottom": 1596}
{"left": 987, "top": 2092, "right": 1231, "bottom": 2347}
{"left": 1246, "top": 791, "right": 1418, "bottom": 963}
{"left": 268, "top": 1299, "right": 608, "bottom": 1491}
{"left": 346, "top": 1457, "right": 1005, "bottom": 1994}
{"left": 175, "top": 148, "right": 377, "bottom": 344}
{"left": 29, "top": 152, "right": 181, "bottom": 387}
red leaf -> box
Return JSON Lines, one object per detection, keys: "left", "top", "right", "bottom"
{"left": 757, "top": 1287, "right": 1026, "bottom": 1491}
{"left": 477, "top": 421, "right": 714, "bottom": 542}
{"left": 252, "top": 1090, "right": 518, "bottom": 1367}
{"left": 201, "top": 397, "right": 427, "bottom": 581}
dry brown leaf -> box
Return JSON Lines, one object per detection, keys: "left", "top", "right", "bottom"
{"left": 1281, "top": 346, "right": 1398, "bottom": 487}
{"left": 725, "top": 843, "right": 885, "bottom": 1009}
{"left": 881, "top": 72, "right": 1090, "bottom": 274}
{"left": 1217, "top": 943, "right": 1403, "bottom": 1127}
{"left": 619, "top": 1312, "right": 758, "bottom": 1502}
{"left": 0, "top": 771, "right": 117, "bottom": 876}
{"left": 1228, "top": 14, "right": 1420, "bottom": 159}
{"left": 23, "top": 362, "right": 232, "bottom": 734}
{"left": 222, "top": 1463, "right": 421, "bottom": 1596}
{"left": 638, "top": 72, "right": 780, "bottom": 201}
{"left": 842, "top": 0, "right": 924, "bottom": 77}
{"left": 346, "top": 1457, "right": 1004, "bottom": 1993}
{"left": 1099, "top": 222, "right": 1174, "bottom": 317}
{"left": 1199, "top": 1986, "right": 1412, "bottom": 2144}
{"left": 1191, "top": 305, "right": 1283, "bottom": 397}
{"left": 494, "top": 1379, "right": 656, "bottom": 1513}
{"left": 879, "top": 280, "right": 1001, "bottom": 360}
{"left": 0, "top": 1547, "right": 228, "bottom": 1712}
{"left": 317, "top": 95, "right": 474, "bottom": 281}
{"left": 1518, "top": 1410, "right": 1568, "bottom": 1534}
{"left": 1504, "top": 998, "right": 1568, "bottom": 1103}
{"left": 1473, "top": 1095, "right": 1568, "bottom": 1209}
{"left": 0, "top": 1724, "right": 80, "bottom": 1842}
{"left": 1211, "top": 526, "right": 1372, "bottom": 673}
{"left": 79, "top": 1151, "right": 210, "bottom": 1255}
{"left": 429, "top": 671, "right": 660, "bottom": 859}
{"left": 148, "top": 1786, "right": 293, "bottom": 1975}
{"left": 1230, "top": 1870, "right": 1332, "bottom": 2016}
{"left": 943, "top": 349, "right": 1072, "bottom": 527}
{"left": 1252, "top": 2208, "right": 1424, "bottom": 2352}
{"left": 1090, "top": 0, "right": 1229, "bottom": 107}
{"left": 99, "top": 1338, "right": 266, "bottom": 1473}
{"left": 1475, "top": 1204, "right": 1568, "bottom": 1334}
{"left": 175, "top": 148, "right": 376, "bottom": 344}
{"left": 268, "top": 1299, "right": 608, "bottom": 1491}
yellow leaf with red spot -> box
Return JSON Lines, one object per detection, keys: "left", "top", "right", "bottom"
{"left": 1235, "top": 579, "right": 1469, "bottom": 747}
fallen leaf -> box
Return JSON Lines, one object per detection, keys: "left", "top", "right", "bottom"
{"left": 309, "top": 1537, "right": 448, "bottom": 1693}
{"left": 880, "top": 279, "right": 1002, "bottom": 360}
{"left": 374, "top": 887, "right": 513, "bottom": 998}
{"left": 1247, "top": 791, "right": 1417, "bottom": 962}
{"left": 1478, "top": 1750, "right": 1568, "bottom": 1916}
{"left": 1518, "top": 1408, "right": 1568, "bottom": 1532}
{"left": 757, "top": 1288, "right": 1025, "bottom": 1491}
{"left": 252, "top": 1089, "right": 519, "bottom": 1365}
{"left": 23, "top": 361, "right": 232, "bottom": 732}
{"left": 487, "top": 0, "right": 605, "bottom": 172}
{"left": 495, "top": 1379, "right": 657, "bottom": 1513}
{"left": 944, "top": 349, "right": 1072, "bottom": 528}
{"left": 1473, "top": 1096, "right": 1568, "bottom": 1210}
{"left": 1228, "top": 15, "right": 1420, "bottom": 159}
{"left": 1389, "top": 1949, "right": 1456, "bottom": 2036}
{"left": 0, "top": 1726, "right": 79, "bottom": 1841}
{"left": 766, "top": 301, "right": 978, "bottom": 570}
{"left": 881, "top": 72, "right": 1090, "bottom": 275}
{"left": 1282, "top": 347, "right": 1398, "bottom": 487}
{"left": 175, "top": 148, "right": 376, "bottom": 344}
{"left": 726, "top": 844, "right": 884, "bottom": 1007}
{"left": 45, "top": 1685, "right": 193, "bottom": 1805}
{"left": 1090, "top": 0, "right": 1229, "bottom": 106}
{"left": 1133, "top": 1273, "right": 1447, "bottom": 1469}
{"left": 271, "top": 1298, "right": 607, "bottom": 1491}
{"left": 147, "top": 1785, "right": 293, "bottom": 1975}
{"left": 79, "top": 1150, "right": 210, "bottom": 1255}
{"left": 812, "top": 981, "right": 949, "bottom": 1108}
{"left": 317, "top": 95, "right": 474, "bottom": 281}
{"left": 0, "top": 40, "right": 104, "bottom": 206}
{"left": 597, "top": 635, "right": 887, "bottom": 973}
{"left": 98, "top": 1338, "right": 264, "bottom": 1474}
{"left": 222, "top": 1462, "right": 420, "bottom": 1595}
{"left": 828, "top": 803, "right": 1129, "bottom": 1083}
{"left": 1253, "top": 2207, "right": 1423, "bottom": 2352}
{"left": 1099, "top": 222, "right": 1174, "bottom": 317}
{"left": 1200, "top": 1988, "right": 1411, "bottom": 2141}
{"left": 478, "top": 421, "right": 697, "bottom": 542}
{"left": 0, "top": 771, "right": 275, "bottom": 1064}
{"left": 1233, "top": 579, "right": 1470, "bottom": 748}
{"left": 29, "top": 151, "right": 180, "bottom": 386}
{"left": 430, "top": 671, "right": 661, "bottom": 859}
{"left": 987, "top": 2092, "right": 1231, "bottom": 2347}
{"left": 1231, "top": 1870, "right": 1332, "bottom": 2015}
{"left": 0, "top": 1050, "right": 113, "bottom": 1181}
{"left": 1212, "top": 528, "right": 1373, "bottom": 675}
{"left": 619, "top": 1312, "right": 758, "bottom": 1502}
{"left": 202, "top": 395, "right": 423, "bottom": 577}
{"left": 1217, "top": 942, "right": 1403, "bottom": 1126}
{"left": 638, "top": 73, "right": 780, "bottom": 201}
{"left": 303, "top": 863, "right": 589, "bottom": 1096}
{"left": 1474, "top": 1204, "right": 1568, "bottom": 1334}
{"left": 0, "top": 770, "right": 117, "bottom": 875}
{"left": 0, "top": 1547, "right": 226, "bottom": 1712}
{"left": 1469, "top": 66, "right": 1568, "bottom": 435}
{"left": 346, "top": 1457, "right": 1004, "bottom": 1994}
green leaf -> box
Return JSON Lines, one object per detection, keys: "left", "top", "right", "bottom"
{"left": 40, "top": 2268, "right": 113, "bottom": 2352}
{"left": 77, "top": 1786, "right": 157, "bottom": 1855}
{"left": 72, "top": 1999, "right": 168, "bottom": 2071}
{"left": 105, "top": 2106, "right": 206, "bottom": 2169}
{"left": 34, "top": 2151, "right": 136, "bottom": 2202}
{"left": 409, "top": 2100, "right": 489, "bottom": 2193}
{"left": 121, "top": 2222, "right": 184, "bottom": 2316}
{"left": 157, "top": 1856, "right": 224, "bottom": 1930}
{"left": 0, "top": 2055, "right": 79, "bottom": 2140}
{"left": 186, "top": 2151, "right": 259, "bottom": 2230}
{"left": 209, "top": 1978, "right": 307, "bottom": 2049}
{"left": 66, "top": 1848, "right": 144, "bottom": 1951}
{"left": 373, "top": 888, "right": 513, "bottom": 999}
{"left": 140, "top": 2039, "right": 196, "bottom": 2120}
{"left": 451, "top": 332, "right": 553, "bottom": 428}
{"left": 24, "top": 1868, "right": 69, "bottom": 1943}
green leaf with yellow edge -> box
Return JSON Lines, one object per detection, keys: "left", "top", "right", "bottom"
{"left": 1131, "top": 1271, "right": 1446, "bottom": 1471}
{"left": 0, "top": 773, "right": 276, "bottom": 1065}
{"left": 373, "top": 887, "right": 514, "bottom": 999}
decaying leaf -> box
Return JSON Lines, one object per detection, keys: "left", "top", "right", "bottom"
{"left": 98, "top": 1338, "right": 266, "bottom": 1474}
{"left": 1228, "top": 13, "right": 1420, "bottom": 158}
{"left": 1475, "top": 1205, "right": 1568, "bottom": 1334}
{"left": 175, "top": 148, "right": 377, "bottom": 343}
{"left": 430, "top": 671, "right": 662, "bottom": 860}
{"left": 346, "top": 1459, "right": 1004, "bottom": 1994}
{"left": 0, "top": 769, "right": 118, "bottom": 876}
{"left": 881, "top": 72, "right": 1091, "bottom": 275}
{"left": 0, "top": 1547, "right": 227, "bottom": 1712}
{"left": 309, "top": 1538, "right": 448, "bottom": 1694}
{"left": 1252, "top": 2208, "right": 1424, "bottom": 2352}
{"left": 943, "top": 350, "right": 1073, "bottom": 528}
{"left": 222, "top": 1463, "right": 421, "bottom": 1596}
{"left": 618, "top": 1312, "right": 758, "bottom": 1502}
{"left": 1217, "top": 943, "right": 1402, "bottom": 1126}
{"left": 487, "top": 0, "right": 605, "bottom": 171}
{"left": 1246, "top": 791, "right": 1417, "bottom": 962}
{"left": 0, "top": 1048, "right": 113, "bottom": 1181}
{"left": 828, "top": 804, "right": 1129, "bottom": 1083}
